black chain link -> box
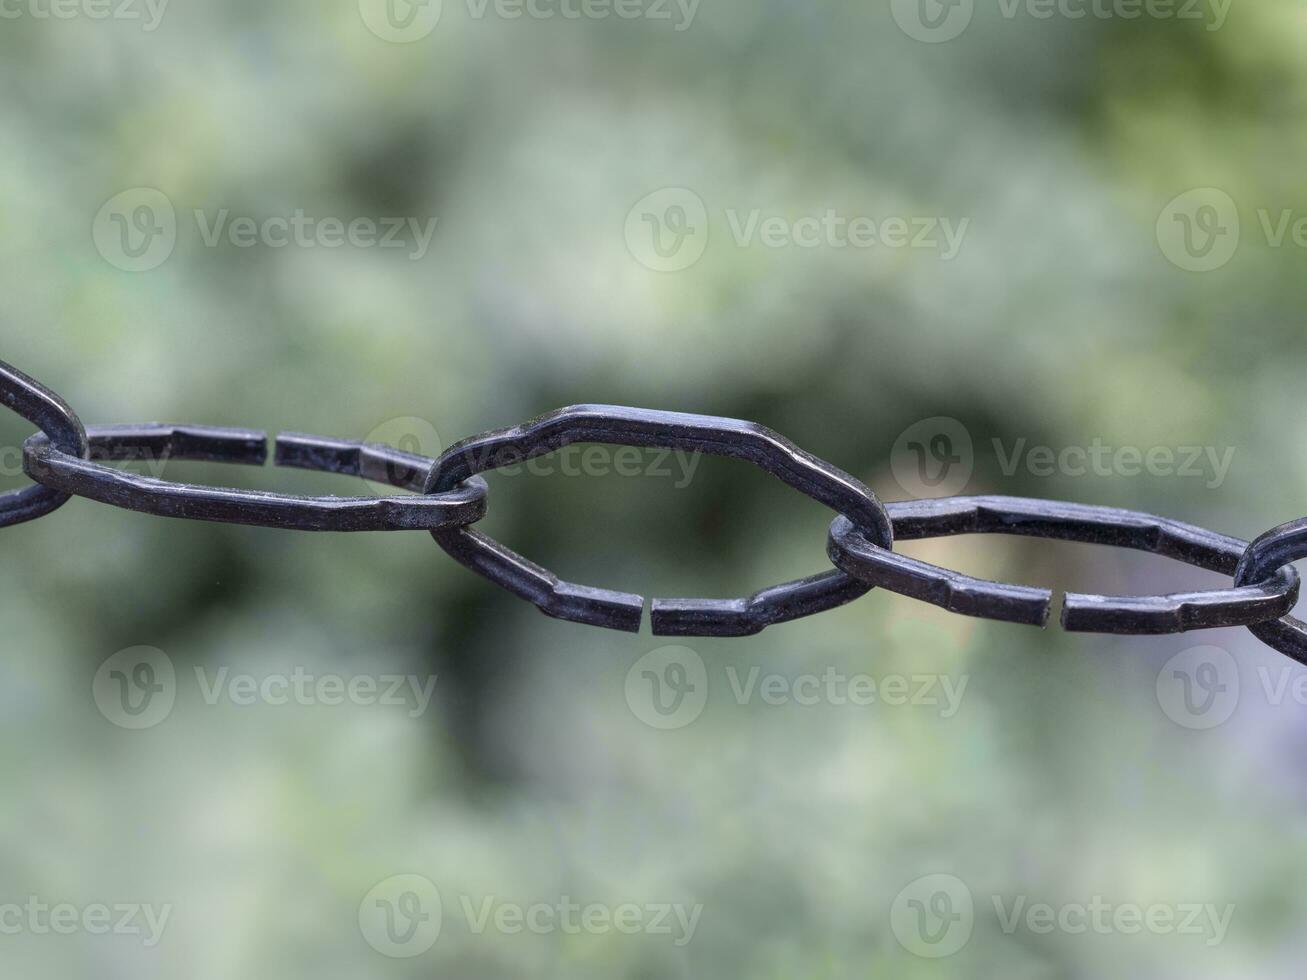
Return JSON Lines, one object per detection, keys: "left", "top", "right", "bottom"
{"left": 25, "top": 424, "right": 487, "bottom": 532}
{"left": 423, "top": 405, "right": 894, "bottom": 635}
{"left": 829, "top": 497, "right": 1301, "bottom": 634}
{"left": 5, "top": 357, "right": 1306, "bottom": 658}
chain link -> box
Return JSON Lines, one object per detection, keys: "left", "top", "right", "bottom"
{"left": 24, "top": 425, "right": 488, "bottom": 532}
{"left": 424, "top": 404, "right": 893, "bottom": 635}
{"left": 829, "top": 497, "right": 1300, "bottom": 634}
{"left": 4, "top": 358, "right": 1305, "bottom": 656}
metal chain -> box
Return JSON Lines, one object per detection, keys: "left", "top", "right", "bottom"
{"left": 5, "top": 358, "right": 1305, "bottom": 660}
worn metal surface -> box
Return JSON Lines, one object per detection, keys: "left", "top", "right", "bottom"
{"left": 424, "top": 405, "right": 893, "bottom": 635}
{"left": 829, "top": 496, "right": 1300, "bottom": 634}
{"left": 23, "top": 424, "right": 487, "bottom": 532}
{"left": 6, "top": 355, "right": 1307, "bottom": 656}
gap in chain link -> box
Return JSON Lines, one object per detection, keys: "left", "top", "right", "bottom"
{"left": 925, "top": 535, "right": 1237, "bottom": 602}
{"left": 888, "top": 533, "right": 1243, "bottom": 623}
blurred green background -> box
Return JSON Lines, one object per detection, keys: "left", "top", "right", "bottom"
{"left": 3, "top": 0, "right": 1307, "bottom": 976}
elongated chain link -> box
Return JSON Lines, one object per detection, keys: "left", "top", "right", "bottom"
{"left": 4, "top": 358, "right": 1305, "bottom": 659}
